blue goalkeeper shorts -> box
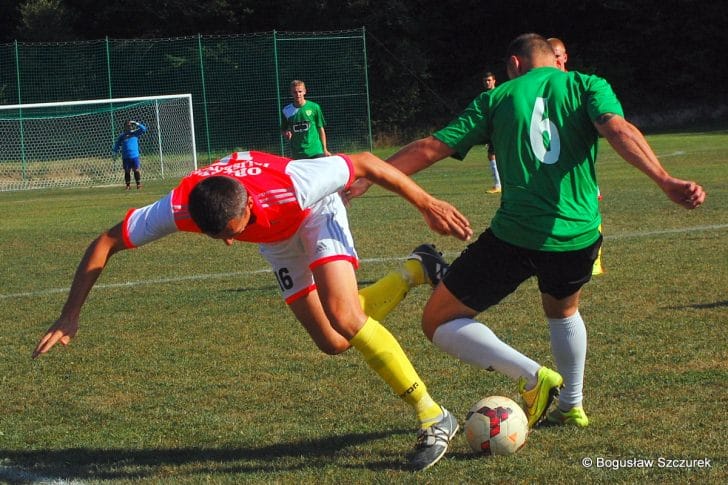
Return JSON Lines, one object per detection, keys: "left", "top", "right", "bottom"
{"left": 123, "top": 157, "right": 141, "bottom": 171}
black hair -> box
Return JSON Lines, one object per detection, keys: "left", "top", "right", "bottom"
{"left": 188, "top": 176, "right": 247, "bottom": 235}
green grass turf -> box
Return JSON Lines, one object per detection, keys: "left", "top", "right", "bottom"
{"left": 1, "top": 131, "right": 726, "bottom": 483}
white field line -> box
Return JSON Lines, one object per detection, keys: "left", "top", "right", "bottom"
{"left": 2, "top": 223, "right": 726, "bottom": 301}
{"left": 658, "top": 150, "right": 686, "bottom": 158}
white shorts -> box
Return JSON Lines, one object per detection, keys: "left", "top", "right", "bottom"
{"left": 258, "top": 192, "right": 358, "bottom": 303}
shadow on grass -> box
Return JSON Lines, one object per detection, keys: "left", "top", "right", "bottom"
{"left": 667, "top": 300, "right": 728, "bottom": 309}
{"left": 0, "top": 429, "right": 415, "bottom": 481}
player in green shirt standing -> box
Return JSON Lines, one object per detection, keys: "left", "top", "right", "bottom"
{"left": 482, "top": 71, "right": 502, "bottom": 194}
{"left": 281, "top": 80, "right": 331, "bottom": 159}
{"left": 347, "top": 33, "right": 705, "bottom": 431}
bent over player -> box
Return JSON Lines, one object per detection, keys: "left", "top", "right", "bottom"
{"left": 33, "top": 150, "right": 473, "bottom": 471}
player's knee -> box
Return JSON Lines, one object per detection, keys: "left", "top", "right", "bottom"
{"left": 420, "top": 313, "right": 439, "bottom": 342}
{"left": 315, "top": 338, "right": 350, "bottom": 355}
{"left": 309, "top": 325, "right": 351, "bottom": 354}
{"left": 322, "top": 305, "right": 366, "bottom": 339}
{"left": 421, "top": 295, "right": 444, "bottom": 341}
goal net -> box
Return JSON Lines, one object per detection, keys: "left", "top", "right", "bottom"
{"left": 0, "top": 94, "right": 197, "bottom": 191}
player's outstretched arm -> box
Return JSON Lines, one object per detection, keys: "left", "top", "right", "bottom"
{"left": 595, "top": 114, "right": 706, "bottom": 209}
{"left": 345, "top": 136, "right": 454, "bottom": 200}
{"left": 32, "top": 223, "right": 128, "bottom": 359}
{"left": 348, "top": 152, "right": 472, "bottom": 241}
{"left": 386, "top": 136, "right": 455, "bottom": 175}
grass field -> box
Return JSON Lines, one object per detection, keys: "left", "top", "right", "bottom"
{"left": 1, "top": 131, "right": 726, "bottom": 484}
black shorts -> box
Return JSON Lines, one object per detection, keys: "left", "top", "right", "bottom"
{"left": 443, "top": 228, "right": 602, "bottom": 312}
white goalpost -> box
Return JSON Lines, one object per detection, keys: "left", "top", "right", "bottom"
{"left": 0, "top": 94, "right": 197, "bottom": 191}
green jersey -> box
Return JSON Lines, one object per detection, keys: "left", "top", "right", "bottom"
{"left": 434, "top": 66, "right": 623, "bottom": 251}
{"left": 281, "top": 100, "right": 327, "bottom": 158}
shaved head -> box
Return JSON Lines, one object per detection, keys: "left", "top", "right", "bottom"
{"left": 507, "top": 33, "right": 555, "bottom": 59}
{"left": 547, "top": 37, "right": 568, "bottom": 71}
{"left": 505, "top": 33, "right": 557, "bottom": 78}
{"left": 547, "top": 37, "right": 566, "bottom": 52}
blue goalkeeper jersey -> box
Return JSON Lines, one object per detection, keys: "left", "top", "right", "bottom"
{"left": 113, "top": 123, "right": 148, "bottom": 159}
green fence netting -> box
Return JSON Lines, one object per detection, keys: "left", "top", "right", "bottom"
{"left": 0, "top": 29, "right": 371, "bottom": 169}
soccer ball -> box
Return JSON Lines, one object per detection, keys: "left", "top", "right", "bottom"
{"left": 464, "top": 395, "right": 529, "bottom": 456}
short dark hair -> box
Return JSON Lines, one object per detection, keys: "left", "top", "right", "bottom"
{"left": 188, "top": 176, "right": 248, "bottom": 235}
{"left": 507, "top": 33, "right": 553, "bottom": 59}
{"left": 483, "top": 71, "right": 495, "bottom": 79}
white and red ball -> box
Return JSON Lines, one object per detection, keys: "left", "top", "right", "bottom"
{"left": 464, "top": 395, "right": 529, "bottom": 456}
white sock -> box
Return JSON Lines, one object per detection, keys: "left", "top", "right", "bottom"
{"left": 548, "top": 311, "right": 587, "bottom": 410}
{"left": 489, "top": 159, "right": 501, "bottom": 187}
{"left": 432, "top": 318, "right": 541, "bottom": 385}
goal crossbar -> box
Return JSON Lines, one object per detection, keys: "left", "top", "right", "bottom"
{"left": 0, "top": 94, "right": 197, "bottom": 191}
{"left": 0, "top": 94, "right": 194, "bottom": 111}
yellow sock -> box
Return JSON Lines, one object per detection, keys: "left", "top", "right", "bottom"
{"left": 402, "top": 259, "right": 427, "bottom": 286}
{"left": 592, "top": 224, "right": 604, "bottom": 275}
{"left": 358, "top": 270, "right": 411, "bottom": 321}
{"left": 350, "top": 317, "right": 443, "bottom": 428}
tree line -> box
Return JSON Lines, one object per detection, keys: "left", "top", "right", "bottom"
{"left": 2, "top": 0, "right": 727, "bottom": 138}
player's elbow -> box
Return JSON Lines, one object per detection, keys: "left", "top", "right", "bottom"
{"left": 350, "top": 151, "right": 381, "bottom": 179}
{"left": 600, "top": 117, "right": 646, "bottom": 154}
{"left": 595, "top": 113, "right": 631, "bottom": 139}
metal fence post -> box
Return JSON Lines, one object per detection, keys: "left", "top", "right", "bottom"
{"left": 197, "top": 34, "right": 211, "bottom": 164}
{"left": 14, "top": 40, "right": 27, "bottom": 178}
{"left": 273, "top": 30, "right": 285, "bottom": 156}
{"left": 362, "top": 27, "right": 373, "bottom": 151}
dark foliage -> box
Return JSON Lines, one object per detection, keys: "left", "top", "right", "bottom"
{"left": 3, "top": 0, "right": 727, "bottom": 136}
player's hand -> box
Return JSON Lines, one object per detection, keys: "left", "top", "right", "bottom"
{"left": 32, "top": 316, "right": 79, "bottom": 359}
{"left": 283, "top": 130, "right": 292, "bottom": 141}
{"left": 343, "top": 177, "right": 374, "bottom": 203}
{"left": 662, "top": 177, "right": 706, "bottom": 209}
{"left": 421, "top": 198, "right": 473, "bottom": 241}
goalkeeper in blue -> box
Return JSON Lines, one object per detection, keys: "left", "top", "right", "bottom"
{"left": 113, "top": 120, "right": 148, "bottom": 190}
